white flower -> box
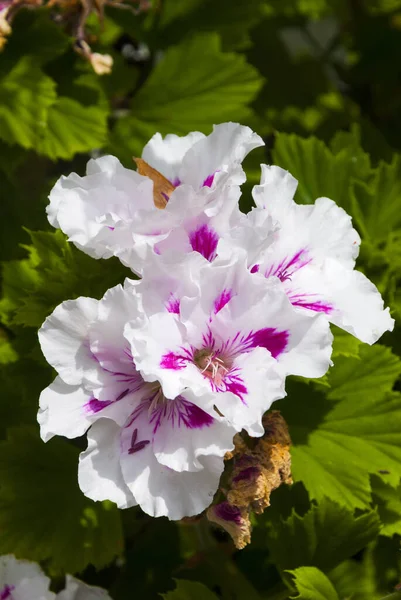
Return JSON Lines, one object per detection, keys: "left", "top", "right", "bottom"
{"left": 230, "top": 164, "right": 394, "bottom": 344}
{"left": 57, "top": 575, "right": 111, "bottom": 600}
{"left": 125, "top": 253, "right": 333, "bottom": 437}
{"left": 0, "top": 555, "right": 55, "bottom": 600}
{"left": 46, "top": 123, "right": 262, "bottom": 274}
{"left": 38, "top": 281, "right": 236, "bottom": 519}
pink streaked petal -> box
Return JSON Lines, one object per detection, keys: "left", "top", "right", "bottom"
{"left": 214, "top": 288, "right": 234, "bottom": 315}
{"left": 86, "top": 398, "right": 113, "bottom": 414}
{"left": 165, "top": 293, "right": 180, "bottom": 314}
{"left": 220, "top": 327, "right": 289, "bottom": 359}
{"left": 149, "top": 395, "right": 214, "bottom": 435}
{"left": 160, "top": 348, "right": 193, "bottom": 371}
{"left": 289, "top": 294, "right": 333, "bottom": 314}
{"left": 209, "top": 368, "right": 248, "bottom": 404}
{"left": 189, "top": 223, "right": 219, "bottom": 261}
{"left": 264, "top": 249, "right": 312, "bottom": 282}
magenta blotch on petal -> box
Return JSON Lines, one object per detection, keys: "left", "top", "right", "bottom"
{"left": 189, "top": 224, "right": 219, "bottom": 261}
{"left": 203, "top": 173, "right": 215, "bottom": 188}
{"left": 165, "top": 294, "right": 180, "bottom": 314}
{"left": 0, "top": 585, "right": 15, "bottom": 600}
{"left": 214, "top": 289, "right": 233, "bottom": 314}
{"left": 86, "top": 398, "right": 113, "bottom": 414}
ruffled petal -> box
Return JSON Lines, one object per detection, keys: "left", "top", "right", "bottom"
{"left": 151, "top": 391, "right": 235, "bottom": 472}
{"left": 119, "top": 407, "right": 224, "bottom": 519}
{"left": 39, "top": 297, "right": 99, "bottom": 386}
{"left": 78, "top": 419, "right": 136, "bottom": 510}
{"left": 142, "top": 131, "right": 204, "bottom": 184}
{"left": 180, "top": 123, "right": 264, "bottom": 189}
{"left": 38, "top": 377, "right": 94, "bottom": 442}
{"left": 57, "top": 575, "right": 111, "bottom": 600}
{"left": 318, "top": 259, "right": 394, "bottom": 344}
{"left": 0, "top": 555, "right": 55, "bottom": 600}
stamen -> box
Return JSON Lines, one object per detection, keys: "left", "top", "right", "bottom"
{"left": 195, "top": 349, "right": 230, "bottom": 386}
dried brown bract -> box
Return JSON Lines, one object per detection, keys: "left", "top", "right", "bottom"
{"left": 134, "top": 158, "right": 176, "bottom": 209}
{"left": 207, "top": 410, "right": 292, "bottom": 549}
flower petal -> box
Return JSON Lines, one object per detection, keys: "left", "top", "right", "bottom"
{"left": 180, "top": 122, "right": 264, "bottom": 189}
{"left": 318, "top": 259, "right": 394, "bottom": 343}
{"left": 78, "top": 419, "right": 136, "bottom": 510}
{"left": 151, "top": 392, "right": 235, "bottom": 472}
{"left": 39, "top": 297, "right": 99, "bottom": 386}
{"left": 119, "top": 407, "right": 224, "bottom": 519}
{"left": 38, "top": 377, "right": 95, "bottom": 442}
{"left": 58, "top": 575, "right": 111, "bottom": 600}
{"left": 0, "top": 555, "right": 55, "bottom": 600}
{"left": 142, "top": 131, "right": 204, "bottom": 184}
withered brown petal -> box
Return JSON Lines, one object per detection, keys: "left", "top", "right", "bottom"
{"left": 134, "top": 157, "right": 175, "bottom": 209}
{"left": 207, "top": 411, "right": 292, "bottom": 550}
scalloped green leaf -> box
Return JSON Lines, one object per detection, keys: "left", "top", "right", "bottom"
{"left": 287, "top": 567, "right": 339, "bottom": 600}
{"left": 371, "top": 475, "right": 401, "bottom": 537}
{"left": 351, "top": 155, "right": 401, "bottom": 244}
{"left": 0, "top": 57, "right": 56, "bottom": 149}
{"left": 272, "top": 132, "right": 371, "bottom": 210}
{"left": 281, "top": 345, "right": 401, "bottom": 509}
{"left": 265, "top": 497, "right": 380, "bottom": 572}
{"left": 110, "top": 33, "right": 263, "bottom": 162}
{"left": 0, "top": 229, "right": 131, "bottom": 328}
{"left": 36, "top": 96, "right": 108, "bottom": 160}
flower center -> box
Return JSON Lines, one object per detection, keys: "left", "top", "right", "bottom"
{"left": 194, "top": 348, "right": 230, "bottom": 386}
{"left": 146, "top": 383, "right": 165, "bottom": 416}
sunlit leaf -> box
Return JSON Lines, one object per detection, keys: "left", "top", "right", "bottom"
{"left": 110, "top": 33, "right": 263, "bottom": 162}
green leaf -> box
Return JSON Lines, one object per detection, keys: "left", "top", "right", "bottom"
{"left": 272, "top": 132, "right": 371, "bottom": 210}
{"left": 287, "top": 566, "right": 339, "bottom": 600}
{"left": 331, "top": 326, "right": 362, "bottom": 359}
{"left": 0, "top": 334, "right": 18, "bottom": 365}
{"left": 0, "top": 357, "right": 52, "bottom": 439}
{"left": 351, "top": 155, "right": 401, "bottom": 244}
{"left": 155, "top": 0, "right": 265, "bottom": 50}
{"left": 281, "top": 345, "right": 401, "bottom": 508}
{"left": 0, "top": 426, "right": 123, "bottom": 573}
{"left": 0, "top": 229, "right": 132, "bottom": 328}
{"left": 0, "top": 57, "right": 56, "bottom": 149}
{"left": 36, "top": 96, "right": 108, "bottom": 160}
{"left": 328, "top": 559, "right": 378, "bottom": 600}
{"left": 265, "top": 497, "right": 380, "bottom": 572}
{"left": 161, "top": 580, "right": 218, "bottom": 600}
{"left": 110, "top": 33, "right": 263, "bottom": 162}
{"left": 326, "top": 344, "right": 401, "bottom": 403}
{"left": 112, "top": 518, "right": 181, "bottom": 600}
{"left": 371, "top": 475, "right": 401, "bottom": 537}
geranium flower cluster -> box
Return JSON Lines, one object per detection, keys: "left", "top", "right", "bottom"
{"left": 0, "top": 555, "right": 111, "bottom": 599}
{"left": 39, "top": 123, "right": 394, "bottom": 520}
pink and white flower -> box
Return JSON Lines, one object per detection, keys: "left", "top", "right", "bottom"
{"left": 38, "top": 281, "right": 236, "bottom": 519}
{"left": 46, "top": 123, "right": 262, "bottom": 274}
{"left": 0, "top": 556, "right": 113, "bottom": 600}
{"left": 0, "top": 555, "right": 54, "bottom": 600}
{"left": 125, "top": 253, "right": 333, "bottom": 437}
{"left": 227, "top": 164, "right": 393, "bottom": 344}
